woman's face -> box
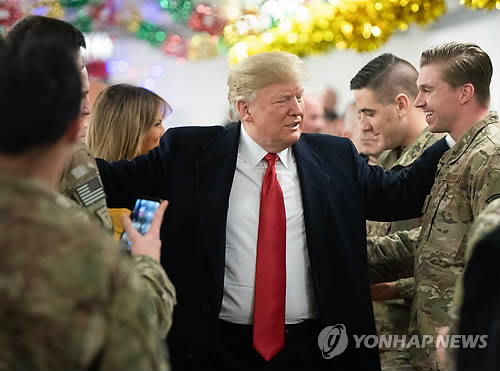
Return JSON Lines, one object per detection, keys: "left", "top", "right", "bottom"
{"left": 140, "top": 108, "right": 165, "bottom": 155}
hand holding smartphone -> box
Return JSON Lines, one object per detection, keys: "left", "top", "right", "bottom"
{"left": 119, "top": 197, "right": 167, "bottom": 262}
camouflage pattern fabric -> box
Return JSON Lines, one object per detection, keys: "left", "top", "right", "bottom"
{"left": 133, "top": 255, "right": 177, "bottom": 339}
{"left": 0, "top": 171, "right": 170, "bottom": 371}
{"left": 444, "top": 198, "right": 500, "bottom": 371}
{"left": 59, "top": 180, "right": 175, "bottom": 339}
{"left": 59, "top": 139, "right": 113, "bottom": 234}
{"left": 368, "top": 127, "right": 439, "bottom": 371}
{"left": 368, "top": 112, "right": 500, "bottom": 370}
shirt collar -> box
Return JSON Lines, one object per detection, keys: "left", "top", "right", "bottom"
{"left": 445, "top": 134, "right": 456, "bottom": 148}
{"left": 239, "top": 124, "right": 291, "bottom": 169}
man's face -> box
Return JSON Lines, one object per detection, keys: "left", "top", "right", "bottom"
{"left": 302, "top": 96, "right": 326, "bottom": 133}
{"left": 415, "top": 63, "right": 460, "bottom": 134}
{"left": 354, "top": 88, "right": 401, "bottom": 153}
{"left": 76, "top": 52, "right": 90, "bottom": 137}
{"left": 242, "top": 80, "right": 304, "bottom": 153}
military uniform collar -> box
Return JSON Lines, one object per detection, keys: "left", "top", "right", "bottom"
{"left": 376, "top": 147, "right": 402, "bottom": 170}
{"left": 397, "top": 127, "right": 436, "bottom": 168}
{"left": 440, "top": 111, "right": 498, "bottom": 165}
{"left": 0, "top": 170, "right": 52, "bottom": 195}
{"left": 0, "top": 171, "right": 76, "bottom": 210}
{"left": 377, "top": 127, "right": 437, "bottom": 169}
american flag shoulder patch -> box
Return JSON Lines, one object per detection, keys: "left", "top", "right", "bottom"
{"left": 75, "top": 177, "right": 106, "bottom": 207}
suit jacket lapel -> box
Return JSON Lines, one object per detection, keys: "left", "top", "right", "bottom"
{"left": 195, "top": 123, "right": 240, "bottom": 299}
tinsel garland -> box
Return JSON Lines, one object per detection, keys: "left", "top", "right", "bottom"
{"left": 7, "top": 0, "right": 498, "bottom": 62}
{"left": 226, "top": 0, "right": 447, "bottom": 63}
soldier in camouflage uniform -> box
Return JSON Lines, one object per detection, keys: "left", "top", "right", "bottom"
{"left": 351, "top": 53, "right": 442, "bottom": 371}
{"left": 368, "top": 128, "right": 439, "bottom": 371}
{"left": 6, "top": 15, "right": 112, "bottom": 234}
{"left": 367, "top": 42, "right": 500, "bottom": 370}
{"left": 7, "top": 15, "right": 176, "bottom": 339}
{"left": 0, "top": 37, "right": 170, "bottom": 371}
{"left": 442, "top": 198, "right": 500, "bottom": 371}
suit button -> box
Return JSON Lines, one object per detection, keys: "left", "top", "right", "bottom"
{"left": 201, "top": 303, "right": 211, "bottom": 313}
{"left": 187, "top": 346, "right": 196, "bottom": 358}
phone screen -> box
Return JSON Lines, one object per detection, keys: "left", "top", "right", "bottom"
{"left": 120, "top": 197, "right": 161, "bottom": 249}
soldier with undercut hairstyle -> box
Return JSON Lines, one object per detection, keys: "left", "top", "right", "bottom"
{"left": 351, "top": 52, "right": 443, "bottom": 371}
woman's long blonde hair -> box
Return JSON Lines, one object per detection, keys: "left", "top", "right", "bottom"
{"left": 86, "top": 84, "right": 171, "bottom": 161}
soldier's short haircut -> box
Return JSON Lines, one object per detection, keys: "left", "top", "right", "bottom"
{"left": 420, "top": 42, "right": 492, "bottom": 108}
{"left": 7, "top": 15, "right": 86, "bottom": 51}
{"left": 0, "top": 38, "right": 81, "bottom": 154}
{"left": 350, "top": 53, "right": 419, "bottom": 105}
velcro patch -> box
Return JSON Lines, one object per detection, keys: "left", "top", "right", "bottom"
{"left": 70, "top": 165, "right": 87, "bottom": 180}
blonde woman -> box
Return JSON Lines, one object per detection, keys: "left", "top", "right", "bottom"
{"left": 87, "top": 83, "right": 172, "bottom": 238}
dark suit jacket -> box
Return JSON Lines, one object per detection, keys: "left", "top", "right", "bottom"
{"left": 97, "top": 123, "right": 448, "bottom": 370}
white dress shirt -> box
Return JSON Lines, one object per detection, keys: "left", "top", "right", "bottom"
{"left": 445, "top": 134, "right": 456, "bottom": 148}
{"left": 220, "top": 125, "right": 318, "bottom": 324}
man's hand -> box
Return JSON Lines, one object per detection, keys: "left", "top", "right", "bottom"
{"left": 121, "top": 200, "right": 168, "bottom": 263}
{"left": 370, "top": 282, "right": 400, "bottom": 301}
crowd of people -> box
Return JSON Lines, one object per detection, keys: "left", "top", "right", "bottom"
{"left": 0, "top": 14, "right": 498, "bottom": 371}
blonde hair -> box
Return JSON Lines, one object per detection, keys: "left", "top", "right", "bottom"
{"left": 86, "top": 84, "right": 171, "bottom": 161}
{"left": 227, "top": 51, "right": 306, "bottom": 122}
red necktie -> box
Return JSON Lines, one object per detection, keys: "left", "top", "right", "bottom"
{"left": 253, "top": 153, "right": 286, "bottom": 361}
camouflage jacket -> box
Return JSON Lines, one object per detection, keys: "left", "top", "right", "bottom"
{"left": 445, "top": 198, "right": 500, "bottom": 371}
{"left": 368, "top": 127, "right": 440, "bottom": 301}
{"left": 0, "top": 171, "right": 170, "bottom": 371}
{"left": 59, "top": 139, "right": 113, "bottom": 234}
{"left": 368, "top": 127, "right": 439, "bottom": 371}
{"left": 59, "top": 180, "right": 175, "bottom": 338}
{"left": 368, "top": 112, "right": 500, "bottom": 370}
{"left": 58, "top": 141, "right": 177, "bottom": 336}
{"left": 133, "top": 254, "right": 177, "bottom": 338}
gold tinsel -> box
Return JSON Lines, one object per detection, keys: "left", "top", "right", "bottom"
{"left": 188, "top": 34, "right": 219, "bottom": 60}
{"left": 226, "top": 0, "right": 446, "bottom": 64}
{"left": 31, "top": 0, "right": 65, "bottom": 18}
{"left": 461, "top": 0, "right": 500, "bottom": 10}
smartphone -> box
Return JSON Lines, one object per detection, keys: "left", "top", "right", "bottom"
{"left": 120, "top": 196, "right": 162, "bottom": 250}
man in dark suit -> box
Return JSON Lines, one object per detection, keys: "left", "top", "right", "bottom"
{"left": 97, "top": 51, "right": 448, "bottom": 370}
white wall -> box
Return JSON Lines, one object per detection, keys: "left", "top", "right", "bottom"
{"left": 106, "top": 7, "right": 500, "bottom": 127}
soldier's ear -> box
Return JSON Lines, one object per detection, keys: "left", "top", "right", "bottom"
{"left": 459, "top": 83, "right": 474, "bottom": 105}
{"left": 395, "top": 94, "right": 409, "bottom": 117}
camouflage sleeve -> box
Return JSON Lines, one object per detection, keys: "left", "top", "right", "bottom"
{"left": 367, "top": 227, "right": 421, "bottom": 283}
{"left": 395, "top": 277, "right": 415, "bottom": 305}
{"left": 470, "top": 152, "right": 500, "bottom": 218}
{"left": 445, "top": 199, "right": 500, "bottom": 371}
{"left": 133, "top": 255, "right": 177, "bottom": 339}
{"left": 60, "top": 140, "right": 114, "bottom": 234}
{"left": 99, "top": 255, "right": 170, "bottom": 371}
{"left": 366, "top": 220, "right": 391, "bottom": 238}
